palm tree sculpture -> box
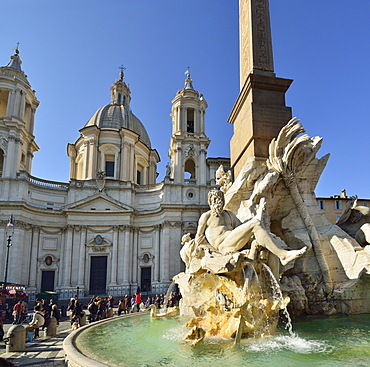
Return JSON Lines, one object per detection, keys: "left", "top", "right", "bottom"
{"left": 266, "top": 118, "right": 332, "bottom": 290}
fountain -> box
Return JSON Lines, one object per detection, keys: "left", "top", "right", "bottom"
{"left": 64, "top": 119, "right": 370, "bottom": 366}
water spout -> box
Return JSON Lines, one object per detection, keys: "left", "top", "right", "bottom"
{"left": 261, "top": 263, "right": 293, "bottom": 336}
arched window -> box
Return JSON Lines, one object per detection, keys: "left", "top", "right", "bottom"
{"left": 184, "top": 159, "right": 196, "bottom": 181}
{"left": 99, "top": 144, "right": 120, "bottom": 180}
{"left": 135, "top": 155, "right": 149, "bottom": 185}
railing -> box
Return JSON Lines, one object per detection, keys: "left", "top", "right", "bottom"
{"left": 27, "top": 174, "right": 69, "bottom": 190}
{"left": 184, "top": 178, "right": 197, "bottom": 185}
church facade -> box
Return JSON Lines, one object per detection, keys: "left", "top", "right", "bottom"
{"left": 0, "top": 50, "right": 229, "bottom": 301}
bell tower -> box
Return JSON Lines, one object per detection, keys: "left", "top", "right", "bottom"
{"left": 0, "top": 47, "right": 39, "bottom": 178}
{"left": 168, "top": 71, "right": 210, "bottom": 185}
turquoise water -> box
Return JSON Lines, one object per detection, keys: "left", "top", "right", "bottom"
{"left": 75, "top": 313, "right": 370, "bottom": 367}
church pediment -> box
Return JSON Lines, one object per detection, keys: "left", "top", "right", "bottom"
{"left": 63, "top": 192, "right": 133, "bottom": 212}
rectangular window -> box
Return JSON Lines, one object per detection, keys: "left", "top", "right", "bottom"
{"left": 105, "top": 161, "right": 114, "bottom": 177}
{"left": 137, "top": 170, "right": 141, "bottom": 185}
{"left": 187, "top": 108, "right": 194, "bottom": 133}
{"left": 318, "top": 200, "right": 325, "bottom": 210}
{"left": 334, "top": 200, "right": 342, "bottom": 210}
{"left": 105, "top": 154, "right": 115, "bottom": 177}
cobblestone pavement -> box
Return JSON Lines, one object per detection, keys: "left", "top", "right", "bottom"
{"left": 1, "top": 318, "right": 71, "bottom": 366}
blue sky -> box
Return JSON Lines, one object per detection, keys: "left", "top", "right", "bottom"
{"left": 1, "top": 1, "right": 370, "bottom": 198}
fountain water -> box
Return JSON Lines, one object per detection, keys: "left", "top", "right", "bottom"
{"left": 64, "top": 119, "right": 370, "bottom": 366}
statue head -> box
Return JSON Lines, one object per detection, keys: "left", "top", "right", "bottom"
{"left": 208, "top": 188, "right": 225, "bottom": 216}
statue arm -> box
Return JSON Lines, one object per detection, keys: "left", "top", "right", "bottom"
{"left": 226, "top": 210, "right": 242, "bottom": 227}
{"left": 353, "top": 205, "right": 370, "bottom": 217}
{"left": 195, "top": 212, "right": 210, "bottom": 245}
{"left": 337, "top": 196, "right": 357, "bottom": 226}
{"left": 350, "top": 195, "right": 370, "bottom": 217}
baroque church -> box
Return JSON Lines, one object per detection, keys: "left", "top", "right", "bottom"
{"left": 0, "top": 49, "right": 229, "bottom": 301}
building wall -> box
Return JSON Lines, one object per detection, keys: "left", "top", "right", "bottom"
{"left": 316, "top": 194, "right": 370, "bottom": 224}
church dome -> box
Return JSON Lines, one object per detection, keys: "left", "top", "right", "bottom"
{"left": 84, "top": 71, "right": 151, "bottom": 149}
{"left": 85, "top": 104, "right": 151, "bottom": 149}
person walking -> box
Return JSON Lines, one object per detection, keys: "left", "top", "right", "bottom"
{"left": 67, "top": 294, "right": 78, "bottom": 318}
{"left": 12, "top": 300, "right": 23, "bottom": 324}
{"left": 117, "top": 299, "right": 126, "bottom": 316}
{"left": 51, "top": 304, "right": 61, "bottom": 326}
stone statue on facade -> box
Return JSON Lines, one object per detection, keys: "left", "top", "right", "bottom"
{"left": 165, "top": 162, "right": 171, "bottom": 177}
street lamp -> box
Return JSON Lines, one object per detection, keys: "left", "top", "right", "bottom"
{"left": 4, "top": 215, "right": 14, "bottom": 285}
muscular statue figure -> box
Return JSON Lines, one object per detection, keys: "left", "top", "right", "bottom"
{"left": 337, "top": 195, "right": 370, "bottom": 246}
{"left": 195, "top": 188, "right": 307, "bottom": 266}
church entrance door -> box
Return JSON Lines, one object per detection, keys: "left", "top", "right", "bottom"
{"left": 41, "top": 270, "right": 55, "bottom": 292}
{"left": 141, "top": 267, "right": 151, "bottom": 293}
{"left": 89, "top": 256, "right": 107, "bottom": 295}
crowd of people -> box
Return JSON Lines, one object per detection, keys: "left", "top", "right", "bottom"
{"left": 23, "top": 298, "right": 61, "bottom": 339}
{"left": 88, "top": 292, "right": 182, "bottom": 320}
{"left": 1, "top": 290, "right": 182, "bottom": 340}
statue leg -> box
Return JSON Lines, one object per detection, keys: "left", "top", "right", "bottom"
{"left": 218, "top": 221, "right": 255, "bottom": 254}
{"left": 248, "top": 220, "right": 306, "bottom": 266}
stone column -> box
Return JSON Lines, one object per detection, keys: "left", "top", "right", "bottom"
{"left": 85, "top": 139, "right": 96, "bottom": 179}
{"left": 130, "top": 144, "right": 135, "bottom": 182}
{"left": 110, "top": 226, "right": 118, "bottom": 285}
{"left": 173, "top": 106, "right": 179, "bottom": 132}
{"left": 13, "top": 89, "right": 20, "bottom": 118}
{"left": 18, "top": 91, "right": 25, "bottom": 120}
{"left": 161, "top": 223, "right": 170, "bottom": 282}
{"left": 200, "top": 108, "right": 205, "bottom": 134}
{"left": 3, "top": 135, "right": 15, "bottom": 177}
{"left": 122, "top": 141, "right": 129, "bottom": 181}
{"left": 28, "top": 226, "right": 40, "bottom": 289}
{"left": 175, "top": 148, "right": 183, "bottom": 184}
{"left": 132, "top": 228, "right": 138, "bottom": 286}
{"left": 63, "top": 226, "right": 74, "bottom": 287}
{"left": 57, "top": 228, "right": 66, "bottom": 288}
{"left": 154, "top": 225, "right": 161, "bottom": 282}
{"left": 89, "top": 139, "right": 98, "bottom": 179}
{"left": 198, "top": 148, "right": 207, "bottom": 185}
{"left": 5, "top": 90, "right": 15, "bottom": 117}
{"left": 10, "top": 227, "right": 25, "bottom": 284}
{"left": 123, "top": 227, "right": 131, "bottom": 284}
{"left": 77, "top": 226, "right": 87, "bottom": 287}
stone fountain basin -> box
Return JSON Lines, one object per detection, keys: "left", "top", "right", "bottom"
{"left": 63, "top": 314, "right": 146, "bottom": 367}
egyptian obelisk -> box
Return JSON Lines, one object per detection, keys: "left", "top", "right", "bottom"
{"left": 228, "top": 0, "right": 293, "bottom": 178}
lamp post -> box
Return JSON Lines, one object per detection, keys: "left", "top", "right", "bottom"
{"left": 4, "top": 215, "right": 14, "bottom": 285}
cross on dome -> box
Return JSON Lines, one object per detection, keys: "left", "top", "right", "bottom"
{"left": 118, "top": 64, "right": 126, "bottom": 80}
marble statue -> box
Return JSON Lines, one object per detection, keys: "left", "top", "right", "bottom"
{"left": 215, "top": 164, "right": 232, "bottom": 193}
{"left": 337, "top": 195, "right": 370, "bottom": 247}
{"left": 173, "top": 118, "right": 370, "bottom": 345}
{"left": 195, "top": 188, "right": 306, "bottom": 265}
{"left": 165, "top": 162, "right": 171, "bottom": 177}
